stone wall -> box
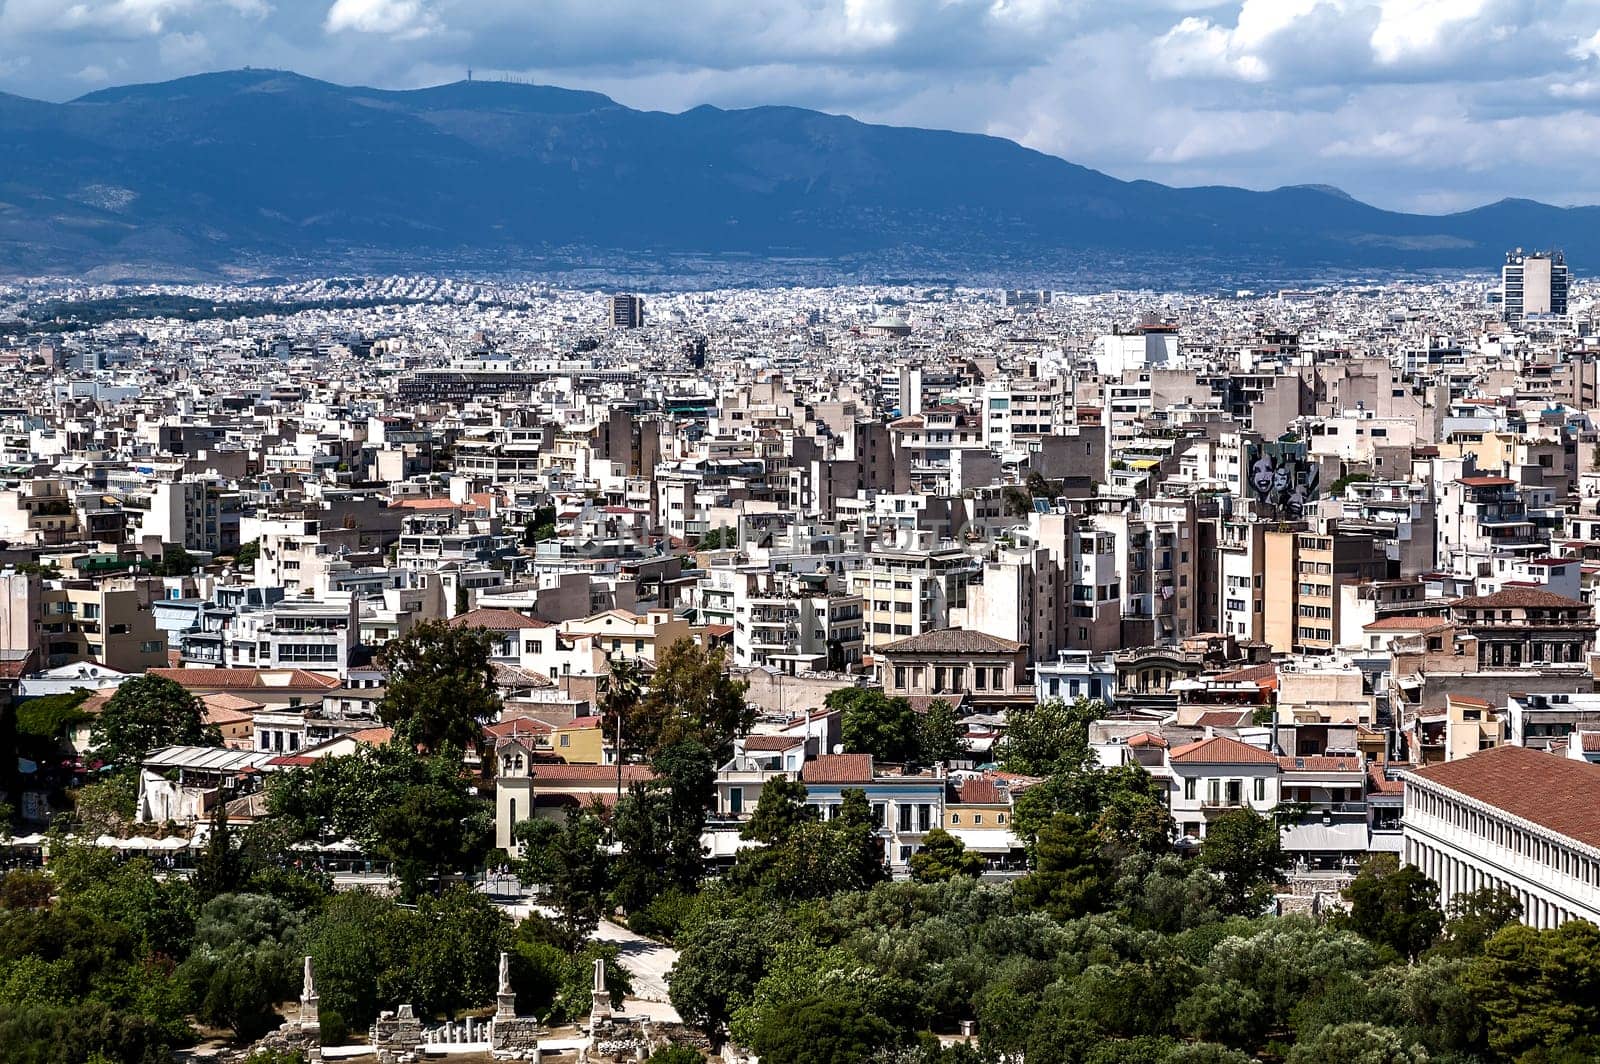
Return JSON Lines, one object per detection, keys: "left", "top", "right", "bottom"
{"left": 491, "top": 1016, "right": 542, "bottom": 1059}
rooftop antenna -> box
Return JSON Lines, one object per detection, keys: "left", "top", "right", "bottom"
{"left": 467, "top": 68, "right": 472, "bottom": 81}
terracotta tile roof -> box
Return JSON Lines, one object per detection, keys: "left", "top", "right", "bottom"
{"left": 485, "top": 717, "right": 553, "bottom": 740}
{"left": 268, "top": 754, "right": 316, "bottom": 767}
{"left": 1363, "top": 616, "right": 1452, "bottom": 630}
{"left": 879, "top": 628, "right": 1025, "bottom": 655}
{"left": 742, "top": 735, "right": 805, "bottom": 751}
{"left": 1212, "top": 663, "right": 1277, "bottom": 683}
{"left": 347, "top": 726, "right": 393, "bottom": 745}
{"left": 1169, "top": 735, "right": 1279, "bottom": 765}
{"left": 529, "top": 763, "right": 656, "bottom": 784}
{"left": 1453, "top": 588, "right": 1591, "bottom": 611}
{"left": 952, "top": 777, "right": 1007, "bottom": 804}
{"left": 1194, "top": 710, "right": 1252, "bottom": 728}
{"left": 1128, "top": 731, "right": 1168, "bottom": 749}
{"left": 452, "top": 608, "right": 552, "bottom": 631}
{"left": 1582, "top": 733, "right": 1600, "bottom": 753}
{"left": 1457, "top": 475, "right": 1515, "bottom": 487}
{"left": 1277, "top": 755, "right": 1362, "bottom": 772}
{"left": 202, "top": 692, "right": 264, "bottom": 712}
{"left": 801, "top": 753, "right": 875, "bottom": 783}
{"left": 1406, "top": 745, "right": 1600, "bottom": 851}
{"left": 1367, "top": 764, "right": 1405, "bottom": 794}
{"left": 150, "top": 667, "right": 341, "bottom": 691}
{"left": 1447, "top": 694, "right": 1492, "bottom": 708}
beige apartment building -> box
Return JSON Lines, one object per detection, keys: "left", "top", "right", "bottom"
{"left": 0, "top": 572, "right": 169, "bottom": 673}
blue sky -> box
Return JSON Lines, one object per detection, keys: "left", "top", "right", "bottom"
{"left": 4, "top": 0, "right": 1600, "bottom": 214}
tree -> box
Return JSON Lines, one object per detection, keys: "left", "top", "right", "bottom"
{"left": 645, "top": 1046, "right": 704, "bottom": 1064}
{"left": 739, "top": 776, "right": 813, "bottom": 845}
{"left": 996, "top": 697, "right": 1099, "bottom": 776}
{"left": 1013, "top": 813, "right": 1110, "bottom": 921}
{"left": 909, "top": 828, "right": 984, "bottom": 882}
{"left": 377, "top": 620, "right": 502, "bottom": 754}
{"left": 750, "top": 993, "right": 901, "bottom": 1064}
{"left": 70, "top": 770, "right": 139, "bottom": 836}
{"left": 1285, "top": 1022, "right": 1430, "bottom": 1064}
{"left": 598, "top": 655, "right": 647, "bottom": 757}
{"left": 627, "top": 639, "right": 751, "bottom": 759}
{"left": 833, "top": 688, "right": 920, "bottom": 764}
{"left": 545, "top": 807, "right": 613, "bottom": 948}
{"left": 234, "top": 539, "right": 261, "bottom": 568}
{"left": 1199, "top": 808, "right": 1288, "bottom": 915}
{"left": 368, "top": 752, "right": 494, "bottom": 899}
{"left": 192, "top": 802, "right": 248, "bottom": 901}
{"left": 1335, "top": 856, "right": 1443, "bottom": 960}
{"left": 1461, "top": 920, "right": 1600, "bottom": 1060}
{"left": 1433, "top": 886, "right": 1522, "bottom": 958}
{"left": 916, "top": 699, "right": 963, "bottom": 765}
{"left": 669, "top": 909, "right": 793, "bottom": 1041}
{"left": 90, "top": 675, "right": 218, "bottom": 767}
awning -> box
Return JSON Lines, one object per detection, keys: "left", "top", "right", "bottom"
{"left": 949, "top": 828, "right": 1022, "bottom": 852}
{"left": 1280, "top": 821, "right": 1368, "bottom": 853}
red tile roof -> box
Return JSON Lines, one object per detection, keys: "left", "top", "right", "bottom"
{"left": 1277, "top": 755, "right": 1362, "bottom": 772}
{"left": 451, "top": 608, "right": 552, "bottom": 631}
{"left": 879, "top": 628, "right": 1024, "bottom": 655}
{"left": 1194, "top": 710, "right": 1252, "bottom": 728}
{"left": 150, "top": 667, "right": 341, "bottom": 691}
{"left": 952, "top": 777, "right": 1008, "bottom": 804}
{"left": 801, "top": 753, "right": 875, "bottom": 784}
{"left": 1454, "top": 588, "right": 1591, "bottom": 611}
{"left": 1363, "top": 616, "right": 1451, "bottom": 630}
{"left": 1406, "top": 745, "right": 1600, "bottom": 851}
{"left": 530, "top": 764, "right": 656, "bottom": 784}
{"left": 1213, "top": 663, "right": 1277, "bottom": 683}
{"left": 1457, "top": 476, "right": 1515, "bottom": 487}
{"left": 742, "top": 735, "right": 805, "bottom": 751}
{"left": 1169, "top": 735, "right": 1278, "bottom": 765}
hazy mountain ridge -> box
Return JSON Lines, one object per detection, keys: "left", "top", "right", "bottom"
{"left": 0, "top": 68, "right": 1592, "bottom": 279}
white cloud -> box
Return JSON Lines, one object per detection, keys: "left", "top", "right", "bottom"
{"left": 324, "top": 0, "right": 437, "bottom": 39}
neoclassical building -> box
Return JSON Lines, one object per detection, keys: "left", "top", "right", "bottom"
{"left": 1402, "top": 745, "right": 1600, "bottom": 929}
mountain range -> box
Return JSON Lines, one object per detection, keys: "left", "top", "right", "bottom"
{"left": 0, "top": 68, "right": 1594, "bottom": 281}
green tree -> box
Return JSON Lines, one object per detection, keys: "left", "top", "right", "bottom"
{"left": 1285, "top": 1022, "right": 1430, "bottom": 1064}
{"left": 1335, "top": 856, "right": 1443, "bottom": 960}
{"left": 739, "top": 777, "right": 813, "bottom": 845}
{"left": 1461, "top": 920, "right": 1600, "bottom": 1060}
{"left": 916, "top": 698, "right": 964, "bottom": 765}
{"left": 909, "top": 828, "right": 984, "bottom": 882}
{"left": 1433, "top": 886, "right": 1523, "bottom": 958}
{"left": 1013, "top": 813, "right": 1111, "bottom": 921}
{"left": 369, "top": 753, "right": 494, "bottom": 899}
{"left": 833, "top": 688, "right": 920, "bottom": 764}
{"left": 997, "top": 697, "right": 1099, "bottom": 776}
{"left": 90, "top": 675, "right": 218, "bottom": 767}
{"left": 645, "top": 1046, "right": 704, "bottom": 1064}
{"left": 234, "top": 539, "right": 261, "bottom": 568}
{"left": 70, "top": 770, "right": 139, "bottom": 836}
{"left": 750, "top": 993, "right": 902, "bottom": 1064}
{"left": 545, "top": 807, "right": 613, "bottom": 949}
{"left": 669, "top": 908, "right": 793, "bottom": 1041}
{"left": 1199, "top": 808, "right": 1288, "bottom": 915}
{"left": 628, "top": 640, "right": 751, "bottom": 759}
{"left": 377, "top": 619, "right": 502, "bottom": 754}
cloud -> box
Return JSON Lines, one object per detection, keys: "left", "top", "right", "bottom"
{"left": 324, "top": 0, "right": 438, "bottom": 39}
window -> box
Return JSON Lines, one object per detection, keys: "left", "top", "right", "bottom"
{"left": 898, "top": 804, "right": 913, "bottom": 832}
{"left": 1184, "top": 778, "right": 1196, "bottom": 800}
{"left": 559, "top": 734, "right": 570, "bottom": 748}
{"left": 951, "top": 813, "right": 961, "bottom": 825}
{"left": 1253, "top": 778, "right": 1265, "bottom": 802}
{"left": 729, "top": 787, "right": 743, "bottom": 814}
{"left": 973, "top": 813, "right": 984, "bottom": 825}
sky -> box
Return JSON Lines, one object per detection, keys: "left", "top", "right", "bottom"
{"left": 5, "top": 0, "right": 1600, "bottom": 214}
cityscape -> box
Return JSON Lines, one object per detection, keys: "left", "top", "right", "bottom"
{"left": 9, "top": 5, "right": 1600, "bottom": 1063}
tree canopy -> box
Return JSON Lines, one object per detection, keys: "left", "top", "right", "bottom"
{"left": 377, "top": 620, "right": 502, "bottom": 754}
{"left": 90, "top": 674, "right": 219, "bottom": 768}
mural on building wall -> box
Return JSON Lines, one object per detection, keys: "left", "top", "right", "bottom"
{"left": 1247, "top": 439, "right": 1320, "bottom": 519}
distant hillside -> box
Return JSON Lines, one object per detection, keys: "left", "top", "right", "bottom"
{"left": 0, "top": 69, "right": 1592, "bottom": 279}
